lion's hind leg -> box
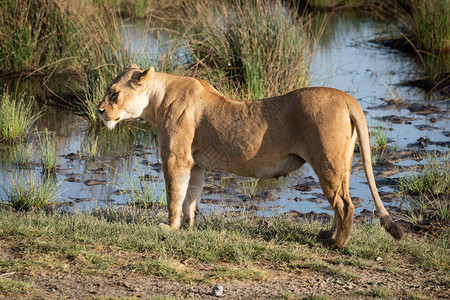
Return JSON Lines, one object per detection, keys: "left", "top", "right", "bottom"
{"left": 318, "top": 174, "right": 354, "bottom": 249}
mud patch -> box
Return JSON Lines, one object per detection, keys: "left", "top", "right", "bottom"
{"left": 292, "top": 176, "right": 320, "bottom": 192}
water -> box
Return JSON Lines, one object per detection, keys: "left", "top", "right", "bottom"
{"left": 0, "top": 13, "right": 448, "bottom": 216}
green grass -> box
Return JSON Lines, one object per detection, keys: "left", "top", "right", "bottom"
{"left": 305, "top": 295, "right": 330, "bottom": 300}
{"left": 402, "top": 194, "right": 449, "bottom": 224}
{"left": 114, "top": 157, "right": 166, "bottom": 208}
{"left": 0, "top": 92, "right": 41, "bottom": 143}
{"left": 389, "top": 0, "right": 450, "bottom": 81}
{"left": 133, "top": 258, "right": 201, "bottom": 281}
{"left": 0, "top": 277, "right": 32, "bottom": 297}
{"left": 409, "top": 0, "right": 450, "bottom": 80}
{"left": 397, "top": 152, "right": 449, "bottom": 197}
{"left": 0, "top": 207, "right": 448, "bottom": 298}
{"left": 1, "top": 171, "right": 63, "bottom": 211}
{"left": 409, "top": 0, "right": 450, "bottom": 55}
{"left": 240, "top": 178, "right": 259, "bottom": 198}
{"left": 11, "top": 142, "right": 35, "bottom": 167}
{"left": 79, "top": 133, "right": 99, "bottom": 160}
{"left": 91, "top": 0, "right": 182, "bottom": 19}
{"left": 297, "top": 0, "right": 383, "bottom": 10}
{"left": 371, "top": 287, "right": 394, "bottom": 299}
{"left": 370, "top": 125, "right": 389, "bottom": 165}
{"left": 180, "top": 0, "right": 322, "bottom": 100}
{"left": 0, "top": 0, "right": 121, "bottom": 75}
{"left": 371, "top": 126, "right": 388, "bottom": 150}
{"left": 38, "top": 129, "right": 58, "bottom": 173}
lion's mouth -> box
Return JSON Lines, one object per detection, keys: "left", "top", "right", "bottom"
{"left": 104, "top": 120, "right": 118, "bottom": 130}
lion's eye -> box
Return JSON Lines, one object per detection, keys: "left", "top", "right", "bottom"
{"left": 110, "top": 91, "right": 119, "bottom": 101}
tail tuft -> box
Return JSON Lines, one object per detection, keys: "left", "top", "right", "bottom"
{"left": 380, "top": 215, "right": 403, "bottom": 240}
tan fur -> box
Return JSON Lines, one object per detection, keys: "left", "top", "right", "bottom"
{"left": 98, "top": 66, "right": 403, "bottom": 248}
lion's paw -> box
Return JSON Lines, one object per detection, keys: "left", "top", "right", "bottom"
{"left": 322, "top": 238, "right": 347, "bottom": 249}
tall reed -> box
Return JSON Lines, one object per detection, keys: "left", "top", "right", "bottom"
{"left": 179, "top": 0, "right": 322, "bottom": 100}
{"left": 91, "top": 0, "right": 181, "bottom": 18}
{"left": 0, "top": 92, "right": 41, "bottom": 143}
{"left": 409, "top": 0, "right": 449, "bottom": 55}
{"left": 0, "top": 0, "right": 121, "bottom": 75}
{"left": 410, "top": 0, "right": 449, "bottom": 80}
{"left": 391, "top": 0, "right": 449, "bottom": 81}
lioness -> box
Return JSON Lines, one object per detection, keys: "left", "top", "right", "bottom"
{"left": 98, "top": 65, "right": 403, "bottom": 248}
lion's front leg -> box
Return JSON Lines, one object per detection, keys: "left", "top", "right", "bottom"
{"left": 161, "top": 157, "right": 193, "bottom": 230}
{"left": 182, "top": 165, "right": 205, "bottom": 228}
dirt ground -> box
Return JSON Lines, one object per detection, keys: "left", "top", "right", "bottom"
{"left": 2, "top": 241, "right": 448, "bottom": 300}
{"left": 5, "top": 264, "right": 448, "bottom": 299}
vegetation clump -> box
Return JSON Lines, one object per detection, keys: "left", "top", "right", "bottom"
{"left": 38, "top": 129, "right": 58, "bottom": 174}
{"left": 0, "top": 0, "right": 122, "bottom": 75}
{"left": 115, "top": 158, "right": 167, "bottom": 208}
{"left": 179, "top": 0, "right": 321, "bottom": 99}
{"left": 1, "top": 171, "right": 62, "bottom": 211}
{"left": 398, "top": 152, "right": 449, "bottom": 197}
{"left": 0, "top": 92, "right": 41, "bottom": 143}
{"left": 386, "top": 0, "right": 450, "bottom": 89}
{"left": 397, "top": 152, "right": 449, "bottom": 223}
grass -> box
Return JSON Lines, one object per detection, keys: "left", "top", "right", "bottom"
{"left": 397, "top": 151, "right": 449, "bottom": 197}
{"left": 0, "top": 171, "right": 63, "bottom": 211}
{"left": 408, "top": 0, "right": 450, "bottom": 81}
{"left": 10, "top": 142, "right": 35, "bottom": 167}
{"left": 371, "top": 287, "right": 394, "bottom": 299}
{"left": 388, "top": 0, "right": 450, "bottom": 82}
{"left": 409, "top": 0, "right": 449, "bottom": 55}
{"left": 296, "top": 0, "right": 391, "bottom": 10}
{"left": 402, "top": 195, "right": 449, "bottom": 224}
{"left": 114, "top": 157, "right": 166, "bottom": 208}
{"left": 0, "top": 0, "right": 122, "bottom": 75}
{"left": 179, "top": 0, "right": 322, "bottom": 100}
{"left": 0, "top": 207, "right": 448, "bottom": 298}
{"left": 0, "top": 277, "right": 32, "bottom": 297}
{"left": 38, "top": 129, "right": 58, "bottom": 173}
{"left": 92, "top": 0, "right": 182, "bottom": 19}
{"left": 370, "top": 125, "right": 390, "bottom": 165}
{"left": 92, "top": 122, "right": 157, "bottom": 157}
{"left": 0, "top": 92, "right": 41, "bottom": 143}
{"left": 240, "top": 178, "right": 259, "bottom": 198}
{"left": 134, "top": 258, "right": 201, "bottom": 281}
{"left": 371, "top": 126, "right": 389, "bottom": 150}
{"left": 306, "top": 295, "right": 330, "bottom": 300}
{"left": 0, "top": 207, "right": 448, "bottom": 273}
{"left": 79, "top": 133, "right": 99, "bottom": 160}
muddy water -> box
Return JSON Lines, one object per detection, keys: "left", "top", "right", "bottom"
{"left": 0, "top": 13, "right": 448, "bottom": 216}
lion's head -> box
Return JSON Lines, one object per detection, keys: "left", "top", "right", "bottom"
{"left": 97, "top": 65, "right": 155, "bottom": 129}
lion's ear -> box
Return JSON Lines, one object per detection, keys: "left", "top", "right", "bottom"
{"left": 126, "top": 64, "right": 139, "bottom": 69}
{"left": 141, "top": 67, "right": 155, "bottom": 83}
{"left": 131, "top": 67, "right": 155, "bottom": 90}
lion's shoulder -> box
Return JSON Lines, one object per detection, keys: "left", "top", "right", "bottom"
{"left": 193, "top": 78, "right": 224, "bottom": 98}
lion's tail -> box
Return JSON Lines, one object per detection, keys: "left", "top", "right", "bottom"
{"left": 347, "top": 98, "right": 403, "bottom": 241}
